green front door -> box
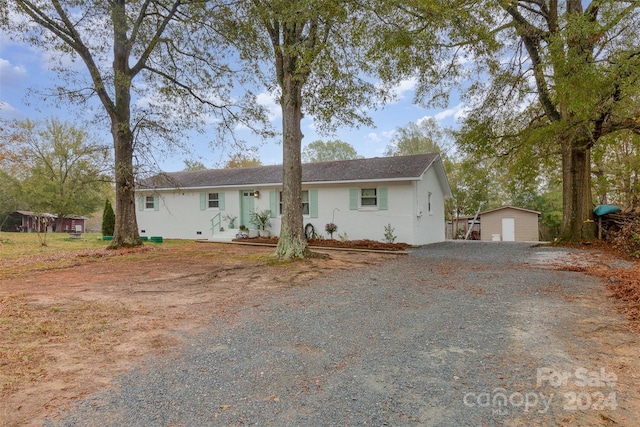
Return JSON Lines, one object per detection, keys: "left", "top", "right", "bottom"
{"left": 240, "top": 190, "right": 255, "bottom": 229}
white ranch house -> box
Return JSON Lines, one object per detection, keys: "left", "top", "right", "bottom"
{"left": 136, "top": 153, "right": 452, "bottom": 245}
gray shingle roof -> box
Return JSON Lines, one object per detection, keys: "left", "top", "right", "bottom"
{"left": 141, "top": 153, "right": 439, "bottom": 189}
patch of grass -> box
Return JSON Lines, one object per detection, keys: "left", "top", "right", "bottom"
{"left": 0, "top": 232, "right": 194, "bottom": 279}
{"left": 0, "top": 232, "right": 108, "bottom": 259}
{"left": 246, "top": 252, "right": 277, "bottom": 264}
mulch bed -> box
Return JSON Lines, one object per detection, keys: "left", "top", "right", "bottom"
{"left": 232, "top": 237, "right": 412, "bottom": 251}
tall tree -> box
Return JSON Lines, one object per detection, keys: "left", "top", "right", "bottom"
{"left": 0, "top": 172, "right": 23, "bottom": 231}
{"left": 384, "top": 119, "right": 446, "bottom": 157}
{"left": 224, "top": 152, "right": 263, "bottom": 168}
{"left": 9, "top": 118, "right": 109, "bottom": 224}
{"left": 446, "top": 157, "right": 496, "bottom": 218}
{"left": 182, "top": 160, "right": 208, "bottom": 171}
{"left": 2, "top": 1, "right": 267, "bottom": 247}
{"left": 218, "top": 1, "right": 381, "bottom": 259}
{"left": 592, "top": 131, "right": 640, "bottom": 208}
{"left": 372, "top": 0, "right": 640, "bottom": 242}
{"left": 302, "top": 139, "right": 361, "bottom": 163}
{"left": 0, "top": 124, "right": 26, "bottom": 230}
{"left": 102, "top": 198, "right": 116, "bottom": 237}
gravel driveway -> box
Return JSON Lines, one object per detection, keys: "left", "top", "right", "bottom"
{"left": 44, "top": 242, "right": 639, "bottom": 426}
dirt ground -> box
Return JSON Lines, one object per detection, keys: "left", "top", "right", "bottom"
{"left": 0, "top": 242, "right": 400, "bottom": 427}
{"left": 2, "top": 240, "right": 640, "bottom": 426}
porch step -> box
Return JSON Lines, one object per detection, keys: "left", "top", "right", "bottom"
{"left": 207, "top": 228, "right": 246, "bottom": 242}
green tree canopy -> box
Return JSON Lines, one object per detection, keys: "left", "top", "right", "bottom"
{"left": 217, "top": 0, "right": 384, "bottom": 259}
{"left": 182, "top": 160, "right": 208, "bottom": 172}
{"left": 592, "top": 131, "right": 640, "bottom": 209}
{"left": 2, "top": 1, "right": 270, "bottom": 248}
{"left": 384, "top": 119, "right": 447, "bottom": 157}
{"left": 302, "top": 140, "right": 361, "bottom": 163}
{"left": 0, "top": 172, "right": 23, "bottom": 230}
{"left": 370, "top": 0, "right": 640, "bottom": 242}
{"left": 223, "top": 153, "right": 263, "bottom": 168}
{"left": 0, "top": 124, "right": 27, "bottom": 229}
{"left": 7, "top": 118, "right": 110, "bottom": 223}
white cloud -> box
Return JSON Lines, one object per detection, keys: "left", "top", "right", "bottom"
{"left": 434, "top": 108, "right": 455, "bottom": 121}
{"left": 383, "top": 76, "right": 418, "bottom": 105}
{"left": 416, "top": 115, "right": 434, "bottom": 126}
{"left": 233, "top": 90, "right": 279, "bottom": 132}
{"left": 393, "top": 77, "right": 417, "bottom": 98}
{"left": 0, "top": 100, "right": 21, "bottom": 117}
{"left": 0, "top": 58, "right": 28, "bottom": 85}
{"left": 367, "top": 132, "right": 380, "bottom": 142}
{"left": 304, "top": 117, "right": 317, "bottom": 132}
{"left": 256, "top": 90, "right": 282, "bottom": 122}
{"left": 381, "top": 130, "right": 396, "bottom": 139}
{"left": 434, "top": 103, "right": 469, "bottom": 122}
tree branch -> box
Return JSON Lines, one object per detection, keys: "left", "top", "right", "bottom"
{"left": 130, "top": 1, "right": 184, "bottom": 76}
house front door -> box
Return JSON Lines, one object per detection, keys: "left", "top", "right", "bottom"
{"left": 240, "top": 190, "right": 255, "bottom": 229}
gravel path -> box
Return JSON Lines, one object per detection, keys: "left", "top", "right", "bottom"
{"left": 44, "top": 242, "right": 638, "bottom": 426}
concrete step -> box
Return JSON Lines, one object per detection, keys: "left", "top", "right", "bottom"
{"left": 207, "top": 228, "right": 251, "bottom": 242}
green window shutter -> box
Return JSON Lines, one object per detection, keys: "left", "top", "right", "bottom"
{"left": 218, "top": 192, "right": 225, "bottom": 210}
{"left": 378, "top": 187, "right": 388, "bottom": 210}
{"left": 200, "top": 193, "right": 206, "bottom": 211}
{"left": 138, "top": 196, "right": 144, "bottom": 211}
{"left": 269, "top": 190, "right": 277, "bottom": 217}
{"left": 309, "top": 188, "right": 318, "bottom": 218}
{"left": 349, "top": 188, "right": 358, "bottom": 210}
{"left": 153, "top": 195, "right": 160, "bottom": 211}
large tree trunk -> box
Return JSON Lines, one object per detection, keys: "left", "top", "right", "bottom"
{"left": 275, "top": 76, "right": 309, "bottom": 259}
{"left": 556, "top": 0, "right": 596, "bottom": 242}
{"left": 559, "top": 139, "right": 595, "bottom": 242}
{"left": 111, "top": 124, "right": 141, "bottom": 247}
{"left": 109, "top": 1, "right": 141, "bottom": 248}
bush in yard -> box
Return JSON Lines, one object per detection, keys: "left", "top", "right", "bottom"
{"left": 383, "top": 223, "right": 397, "bottom": 244}
{"left": 101, "top": 199, "right": 115, "bottom": 236}
{"left": 325, "top": 223, "right": 337, "bottom": 239}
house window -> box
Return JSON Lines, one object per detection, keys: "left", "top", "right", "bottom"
{"left": 208, "top": 192, "right": 219, "bottom": 208}
{"left": 428, "top": 192, "right": 432, "bottom": 214}
{"left": 302, "top": 191, "right": 310, "bottom": 215}
{"left": 279, "top": 190, "right": 309, "bottom": 215}
{"left": 361, "top": 188, "right": 377, "bottom": 206}
{"left": 145, "top": 196, "right": 155, "bottom": 209}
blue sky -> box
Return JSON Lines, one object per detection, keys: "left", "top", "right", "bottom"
{"left": 0, "top": 36, "right": 467, "bottom": 172}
